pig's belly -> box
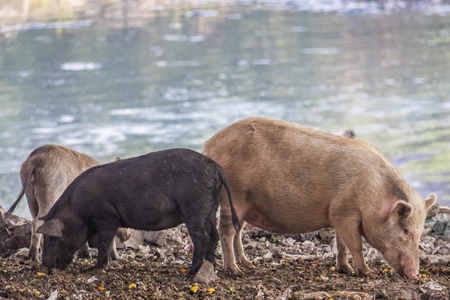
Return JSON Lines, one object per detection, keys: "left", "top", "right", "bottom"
{"left": 242, "top": 204, "right": 331, "bottom": 234}
{"left": 126, "top": 212, "right": 182, "bottom": 232}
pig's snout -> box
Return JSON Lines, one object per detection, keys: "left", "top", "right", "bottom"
{"left": 400, "top": 267, "right": 418, "bottom": 280}
{"left": 44, "top": 255, "right": 70, "bottom": 271}
{"left": 42, "top": 256, "right": 57, "bottom": 270}
{"left": 397, "top": 261, "right": 419, "bottom": 280}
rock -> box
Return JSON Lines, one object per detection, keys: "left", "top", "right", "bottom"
{"left": 318, "top": 228, "right": 335, "bottom": 243}
{"left": 263, "top": 251, "right": 273, "bottom": 260}
{"left": 425, "top": 253, "right": 450, "bottom": 265}
{"left": 427, "top": 203, "right": 450, "bottom": 218}
{"left": 427, "top": 255, "right": 440, "bottom": 265}
{"left": 293, "top": 291, "right": 371, "bottom": 299}
{"left": 9, "top": 247, "right": 29, "bottom": 259}
{"left": 192, "top": 261, "right": 217, "bottom": 285}
{"left": 138, "top": 245, "right": 151, "bottom": 255}
{"left": 47, "top": 289, "right": 58, "bottom": 300}
{"left": 431, "top": 219, "right": 450, "bottom": 236}
{"left": 301, "top": 241, "right": 315, "bottom": 253}
{"left": 244, "top": 240, "right": 259, "bottom": 249}
{"left": 0, "top": 206, "right": 31, "bottom": 257}
{"left": 423, "top": 281, "right": 443, "bottom": 291}
{"left": 255, "top": 290, "right": 265, "bottom": 300}
{"left": 281, "top": 287, "right": 292, "bottom": 300}
{"left": 143, "top": 230, "right": 167, "bottom": 246}
{"left": 365, "top": 247, "right": 382, "bottom": 262}
{"left": 115, "top": 229, "right": 144, "bottom": 250}
{"left": 281, "top": 253, "right": 317, "bottom": 260}
{"left": 164, "top": 227, "right": 184, "bottom": 245}
{"left": 283, "top": 237, "right": 296, "bottom": 246}
{"left": 420, "top": 236, "right": 436, "bottom": 254}
{"left": 143, "top": 226, "right": 183, "bottom": 247}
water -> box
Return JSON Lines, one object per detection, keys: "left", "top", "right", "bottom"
{"left": 1, "top": 0, "right": 450, "bottom": 218}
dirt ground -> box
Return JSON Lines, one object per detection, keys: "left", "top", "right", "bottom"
{"left": 1, "top": 226, "right": 449, "bottom": 300}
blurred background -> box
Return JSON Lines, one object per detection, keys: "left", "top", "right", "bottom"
{"left": 1, "top": 0, "right": 450, "bottom": 218}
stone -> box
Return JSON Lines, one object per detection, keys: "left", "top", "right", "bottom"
{"left": 318, "top": 228, "right": 335, "bottom": 243}
{"left": 116, "top": 229, "right": 144, "bottom": 250}
{"left": 0, "top": 206, "right": 31, "bottom": 257}
{"left": 192, "top": 261, "right": 217, "bottom": 285}
{"left": 301, "top": 240, "right": 316, "bottom": 253}
{"left": 293, "top": 291, "right": 371, "bottom": 300}
{"left": 427, "top": 203, "right": 450, "bottom": 218}
{"left": 143, "top": 230, "right": 167, "bottom": 246}
{"left": 427, "top": 255, "right": 440, "bottom": 265}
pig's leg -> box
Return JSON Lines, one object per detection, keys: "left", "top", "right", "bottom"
{"left": 335, "top": 228, "right": 373, "bottom": 276}
{"left": 109, "top": 228, "right": 128, "bottom": 260}
{"left": 27, "top": 191, "right": 41, "bottom": 261}
{"left": 217, "top": 189, "right": 244, "bottom": 275}
{"left": 218, "top": 214, "right": 241, "bottom": 275}
{"left": 95, "top": 229, "right": 116, "bottom": 268}
{"left": 233, "top": 220, "right": 254, "bottom": 269}
{"left": 186, "top": 221, "right": 208, "bottom": 275}
{"left": 109, "top": 239, "right": 121, "bottom": 260}
{"left": 29, "top": 218, "right": 43, "bottom": 261}
{"left": 205, "top": 209, "right": 219, "bottom": 267}
{"left": 335, "top": 234, "right": 354, "bottom": 274}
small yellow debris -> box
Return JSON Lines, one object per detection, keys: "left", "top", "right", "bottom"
{"left": 35, "top": 291, "right": 40, "bottom": 296}
{"left": 36, "top": 272, "right": 46, "bottom": 277}
{"left": 128, "top": 283, "right": 137, "bottom": 289}
{"left": 329, "top": 266, "right": 335, "bottom": 272}
{"left": 180, "top": 268, "right": 187, "bottom": 273}
{"left": 206, "top": 287, "right": 215, "bottom": 294}
{"left": 383, "top": 268, "right": 389, "bottom": 273}
{"left": 190, "top": 285, "right": 199, "bottom": 293}
{"left": 98, "top": 286, "right": 105, "bottom": 291}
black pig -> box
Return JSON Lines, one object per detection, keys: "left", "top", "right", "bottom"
{"left": 37, "top": 148, "right": 240, "bottom": 275}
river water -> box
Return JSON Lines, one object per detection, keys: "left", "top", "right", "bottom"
{"left": 1, "top": 0, "right": 450, "bottom": 218}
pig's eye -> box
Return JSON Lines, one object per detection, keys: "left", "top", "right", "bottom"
{"left": 404, "top": 228, "right": 411, "bottom": 236}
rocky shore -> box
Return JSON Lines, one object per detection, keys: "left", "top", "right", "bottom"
{"left": 1, "top": 204, "right": 450, "bottom": 299}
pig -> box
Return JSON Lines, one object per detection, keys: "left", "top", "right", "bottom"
{"left": 36, "top": 148, "right": 240, "bottom": 275}
{"left": 6, "top": 144, "right": 127, "bottom": 261}
{"left": 202, "top": 117, "right": 436, "bottom": 279}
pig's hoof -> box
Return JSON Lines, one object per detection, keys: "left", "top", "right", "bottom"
{"left": 239, "top": 259, "right": 255, "bottom": 269}
{"left": 112, "top": 254, "right": 123, "bottom": 261}
{"left": 29, "top": 247, "right": 40, "bottom": 261}
{"left": 111, "top": 252, "right": 122, "bottom": 260}
{"left": 228, "top": 270, "right": 244, "bottom": 278}
{"left": 336, "top": 263, "right": 354, "bottom": 275}
{"left": 225, "top": 265, "right": 243, "bottom": 277}
{"left": 356, "top": 268, "right": 374, "bottom": 277}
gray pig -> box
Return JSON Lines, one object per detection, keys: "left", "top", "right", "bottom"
{"left": 202, "top": 117, "right": 435, "bottom": 279}
{"left": 6, "top": 144, "right": 127, "bottom": 261}
{"left": 37, "top": 148, "right": 240, "bottom": 275}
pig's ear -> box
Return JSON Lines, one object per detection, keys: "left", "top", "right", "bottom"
{"left": 391, "top": 200, "right": 413, "bottom": 221}
{"left": 424, "top": 194, "right": 437, "bottom": 210}
{"left": 36, "top": 219, "right": 65, "bottom": 238}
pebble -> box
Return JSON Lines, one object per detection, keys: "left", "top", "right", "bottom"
{"left": 192, "top": 261, "right": 217, "bottom": 285}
